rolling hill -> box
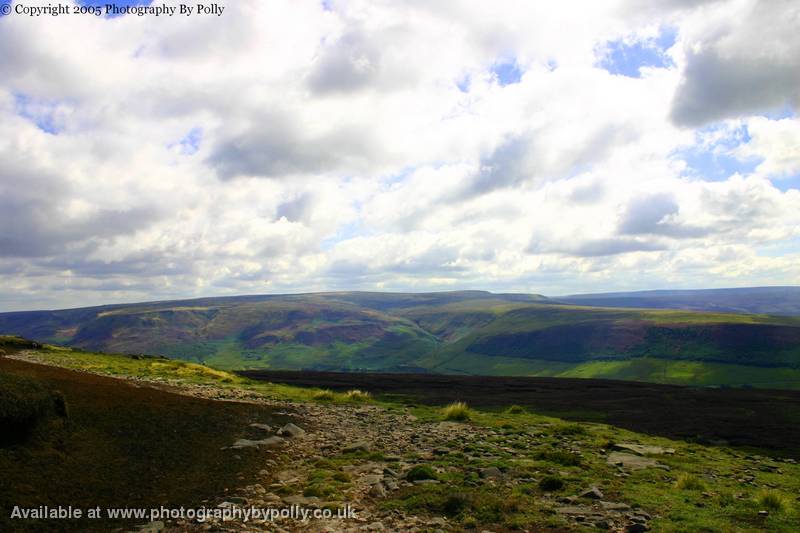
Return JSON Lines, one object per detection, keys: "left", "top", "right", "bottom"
{"left": 2, "top": 290, "right": 800, "bottom": 388}
{"left": 558, "top": 286, "right": 800, "bottom": 316}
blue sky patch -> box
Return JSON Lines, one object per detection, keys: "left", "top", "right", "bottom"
{"left": 14, "top": 94, "right": 63, "bottom": 134}
{"left": 491, "top": 59, "right": 523, "bottom": 86}
{"left": 674, "top": 124, "right": 761, "bottom": 181}
{"left": 598, "top": 27, "right": 676, "bottom": 78}
{"left": 174, "top": 128, "right": 203, "bottom": 155}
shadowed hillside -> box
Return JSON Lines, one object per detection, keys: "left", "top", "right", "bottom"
{"left": 2, "top": 291, "right": 800, "bottom": 388}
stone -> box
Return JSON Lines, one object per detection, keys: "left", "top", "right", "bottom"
{"left": 369, "top": 483, "right": 387, "bottom": 498}
{"left": 626, "top": 524, "right": 649, "bottom": 533}
{"left": 480, "top": 467, "right": 503, "bottom": 479}
{"left": 599, "top": 501, "right": 631, "bottom": 511}
{"left": 613, "top": 443, "right": 674, "bottom": 456}
{"left": 277, "top": 423, "right": 305, "bottom": 438}
{"left": 580, "top": 487, "right": 604, "bottom": 499}
{"left": 607, "top": 452, "right": 658, "bottom": 471}
{"left": 594, "top": 520, "right": 611, "bottom": 530}
{"left": 343, "top": 441, "right": 372, "bottom": 453}
{"left": 250, "top": 423, "right": 271, "bottom": 431}
{"left": 136, "top": 521, "right": 165, "bottom": 533}
{"left": 230, "top": 436, "right": 284, "bottom": 450}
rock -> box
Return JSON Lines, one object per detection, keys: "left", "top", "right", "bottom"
{"left": 362, "top": 474, "right": 383, "bottom": 485}
{"left": 383, "top": 467, "right": 399, "bottom": 478}
{"left": 626, "top": 524, "right": 649, "bottom": 533}
{"left": 613, "top": 443, "right": 674, "bottom": 456}
{"left": 758, "top": 510, "right": 769, "bottom": 517}
{"left": 594, "top": 520, "right": 611, "bottom": 530}
{"left": 607, "top": 452, "right": 658, "bottom": 471}
{"left": 413, "top": 479, "right": 440, "bottom": 485}
{"left": 260, "top": 436, "right": 285, "bottom": 448}
{"left": 343, "top": 441, "right": 372, "bottom": 453}
{"left": 479, "top": 467, "right": 503, "bottom": 479}
{"left": 250, "top": 423, "right": 271, "bottom": 431}
{"left": 230, "top": 436, "right": 284, "bottom": 450}
{"left": 277, "top": 423, "right": 305, "bottom": 438}
{"left": 580, "top": 487, "right": 604, "bottom": 499}
{"left": 369, "top": 483, "right": 387, "bottom": 498}
{"left": 136, "top": 521, "right": 165, "bottom": 533}
{"left": 283, "top": 495, "right": 318, "bottom": 506}
{"left": 600, "top": 501, "right": 631, "bottom": 511}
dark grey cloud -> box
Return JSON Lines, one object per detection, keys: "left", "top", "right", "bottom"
{"left": 0, "top": 161, "right": 164, "bottom": 258}
{"left": 208, "top": 111, "right": 378, "bottom": 179}
{"left": 308, "top": 29, "right": 381, "bottom": 95}
{"left": 452, "top": 125, "right": 637, "bottom": 202}
{"left": 670, "top": 0, "right": 800, "bottom": 126}
{"left": 276, "top": 193, "right": 315, "bottom": 223}
{"left": 565, "top": 237, "right": 666, "bottom": 257}
{"left": 618, "top": 192, "right": 708, "bottom": 238}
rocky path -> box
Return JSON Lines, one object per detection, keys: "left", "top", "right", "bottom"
{"left": 10, "top": 352, "right": 658, "bottom": 532}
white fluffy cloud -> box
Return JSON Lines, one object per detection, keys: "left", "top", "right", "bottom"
{"left": 0, "top": 0, "right": 798, "bottom": 310}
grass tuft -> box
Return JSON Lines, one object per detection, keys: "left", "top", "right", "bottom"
{"left": 405, "top": 464, "right": 438, "bottom": 482}
{"left": 674, "top": 473, "right": 705, "bottom": 491}
{"left": 312, "top": 389, "right": 337, "bottom": 401}
{"left": 505, "top": 405, "right": 526, "bottom": 414}
{"left": 343, "top": 389, "right": 372, "bottom": 402}
{"left": 442, "top": 401, "right": 471, "bottom": 421}
{"left": 755, "top": 490, "right": 789, "bottom": 512}
{"left": 538, "top": 475, "right": 565, "bottom": 492}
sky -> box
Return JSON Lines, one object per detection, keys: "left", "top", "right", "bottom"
{"left": 1, "top": 0, "right": 799, "bottom": 311}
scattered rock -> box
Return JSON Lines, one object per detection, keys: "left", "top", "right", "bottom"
{"left": 480, "top": 466, "right": 503, "bottom": 479}
{"left": 135, "top": 521, "right": 165, "bottom": 533}
{"left": 626, "top": 524, "right": 649, "bottom": 533}
{"left": 599, "top": 501, "right": 631, "bottom": 511}
{"left": 613, "top": 443, "right": 674, "bottom": 456}
{"left": 369, "top": 483, "right": 387, "bottom": 498}
{"left": 277, "top": 423, "right": 305, "bottom": 438}
{"left": 580, "top": 486, "right": 604, "bottom": 499}
{"left": 249, "top": 423, "right": 272, "bottom": 431}
{"left": 607, "top": 452, "right": 659, "bottom": 471}
{"left": 343, "top": 441, "right": 372, "bottom": 453}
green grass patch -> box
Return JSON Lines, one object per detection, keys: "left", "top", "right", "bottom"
{"left": 442, "top": 401, "right": 471, "bottom": 421}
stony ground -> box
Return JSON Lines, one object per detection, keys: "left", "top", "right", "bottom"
{"left": 9, "top": 350, "right": 800, "bottom": 533}
{"left": 108, "top": 379, "right": 655, "bottom": 532}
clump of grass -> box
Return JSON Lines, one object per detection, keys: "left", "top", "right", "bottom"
{"left": 539, "top": 475, "right": 565, "bottom": 492}
{"left": 675, "top": 473, "right": 705, "bottom": 491}
{"left": 755, "top": 490, "right": 788, "bottom": 512}
{"left": 552, "top": 423, "right": 587, "bottom": 436}
{"left": 312, "top": 389, "right": 337, "bottom": 401}
{"left": 536, "top": 450, "right": 582, "bottom": 466}
{"left": 405, "top": 464, "right": 438, "bottom": 482}
{"left": 442, "top": 401, "right": 471, "bottom": 421}
{"left": 506, "top": 405, "right": 526, "bottom": 414}
{"left": 717, "top": 491, "right": 735, "bottom": 507}
{"left": 343, "top": 389, "right": 372, "bottom": 402}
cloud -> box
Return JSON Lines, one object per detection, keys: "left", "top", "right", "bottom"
{"left": 619, "top": 192, "right": 708, "bottom": 238}
{"left": 670, "top": 0, "right": 800, "bottom": 126}
{"left": 0, "top": 0, "right": 799, "bottom": 310}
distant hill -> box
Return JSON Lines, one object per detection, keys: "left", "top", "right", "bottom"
{"left": 2, "top": 289, "right": 800, "bottom": 388}
{"left": 558, "top": 286, "right": 800, "bottom": 316}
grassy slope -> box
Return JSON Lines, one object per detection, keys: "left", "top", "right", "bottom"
{"left": 3, "top": 346, "right": 799, "bottom": 532}
{"left": 403, "top": 302, "right": 800, "bottom": 387}
{"left": 3, "top": 292, "right": 800, "bottom": 387}
{"left": 0, "top": 355, "right": 291, "bottom": 532}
